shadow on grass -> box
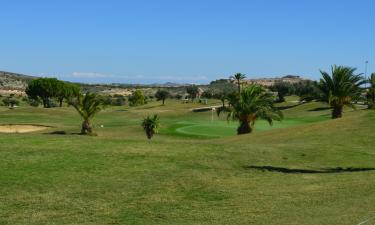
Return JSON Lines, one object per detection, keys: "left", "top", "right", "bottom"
{"left": 46, "top": 131, "right": 95, "bottom": 136}
{"left": 308, "top": 107, "right": 331, "bottom": 111}
{"left": 48, "top": 131, "right": 68, "bottom": 135}
{"left": 246, "top": 166, "right": 375, "bottom": 174}
{"left": 276, "top": 104, "right": 302, "bottom": 110}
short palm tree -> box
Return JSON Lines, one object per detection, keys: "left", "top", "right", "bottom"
{"left": 367, "top": 73, "right": 375, "bottom": 109}
{"left": 230, "top": 73, "right": 247, "bottom": 94}
{"left": 218, "top": 85, "right": 283, "bottom": 135}
{"left": 142, "top": 114, "right": 160, "bottom": 139}
{"left": 319, "top": 65, "right": 365, "bottom": 119}
{"left": 70, "top": 92, "right": 107, "bottom": 135}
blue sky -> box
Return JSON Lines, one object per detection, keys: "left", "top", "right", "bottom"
{"left": 0, "top": 0, "right": 374, "bottom": 84}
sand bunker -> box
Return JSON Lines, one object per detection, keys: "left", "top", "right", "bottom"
{"left": 0, "top": 124, "right": 48, "bottom": 133}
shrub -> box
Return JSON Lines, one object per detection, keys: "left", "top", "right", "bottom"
{"left": 112, "top": 96, "right": 126, "bottom": 106}
{"left": 2, "top": 97, "right": 19, "bottom": 108}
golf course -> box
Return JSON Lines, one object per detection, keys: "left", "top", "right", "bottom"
{"left": 1, "top": 97, "right": 375, "bottom": 225}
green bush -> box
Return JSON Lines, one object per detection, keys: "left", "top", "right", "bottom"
{"left": 129, "top": 90, "right": 145, "bottom": 106}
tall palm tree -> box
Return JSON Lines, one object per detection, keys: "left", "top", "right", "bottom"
{"left": 367, "top": 73, "right": 375, "bottom": 109}
{"left": 319, "top": 65, "right": 365, "bottom": 119}
{"left": 70, "top": 92, "right": 107, "bottom": 135}
{"left": 218, "top": 85, "right": 282, "bottom": 135}
{"left": 230, "top": 73, "right": 247, "bottom": 94}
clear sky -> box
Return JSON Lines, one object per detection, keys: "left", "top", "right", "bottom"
{"left": 0, "top": 0, "right": 374, "bottom": 84}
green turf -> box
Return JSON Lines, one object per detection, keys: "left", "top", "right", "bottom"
{"left": 1, "top": 98, "right": 375, "bottom": 224}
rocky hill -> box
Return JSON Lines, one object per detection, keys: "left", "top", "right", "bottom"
{"left": 0, "top": 71, "right": 38, "bottom": 96}
{"left": 0, "top": 71, "right": 37, "bottom": 90}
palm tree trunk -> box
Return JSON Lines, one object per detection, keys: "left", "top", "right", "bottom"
{"left": 146, "top": 128, "right": 154, "bottom": 139}
{"left": 332, "top": 105, "right": 343, "bottom": 119}
{"left": 237, "top": 79, "right": 241, "bottom": 94}
{"left": 237, "top": 121, "right": 252, "bottom": 134}
{"left": 81, "top": 120, "right": 93, "bottom": 134}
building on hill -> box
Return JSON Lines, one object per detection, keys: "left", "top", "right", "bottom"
{"left": 244, "top": 75, "right": 307, "bottom": 87}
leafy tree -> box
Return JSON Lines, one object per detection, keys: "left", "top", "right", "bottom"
{"left": 218, "top": 85, "right": 282, "bottom": 134}
{"left": 70, "top": 92, "right": 107, "bottom": 135}
{"left": 208, "top": 79, "right": 237, "bottom": 107}
{"left": 112, "top": 96, "right": 126, "bottom": 106}
{"left": 129, "top": 90, "right": 145, "bottom": 106}
{"left": 26, "top": 78, "right": 60, "bottom": 108}
{"left": 55, "top": 82, "right": 81, "bottom": 107}
{"left": 27, "top": 97, "right": 41, "bottom": 107}
{"left": 142, "top": 114, "right": 160, "bottom": 139}
{"left": 367, "top": 73, "right": 375, "bottom": 109}
{"left": 202, "top": 90, "right": 214, "bottom": 99}
{"left": 270, "top": 81, "right": 295, "bottom": 102}
{"left": 293, "top": 80, "right": 321, "bottom": 102}
{"left": 155, "top": 89, "right": 170, "bottom": 105}
{"left": 186, "top": 85, "right": 199, "bottom": 102}
{"left": 230, "top": 73, "right": 247, "bottom": 93}
{"left": 2, "top": 97, "right": 19, "bottom": 108}
{"left": 319, "top": 65, "right": 365, "bottom": 119}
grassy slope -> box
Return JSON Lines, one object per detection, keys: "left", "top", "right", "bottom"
{"left": 0, "top": 99, "right": 375, "bottom": 225}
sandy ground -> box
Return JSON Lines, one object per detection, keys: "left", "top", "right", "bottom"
{"left": 0, "top": 125, "right": 48, "bottom": 133}
{"left": 0, "top": 89, "right": 25, "bottom": 96}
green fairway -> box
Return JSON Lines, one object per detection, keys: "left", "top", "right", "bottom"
{"left": 172, "top": 116, "right": 330, "bottom": 137}
{"left": 1, "top": 99, "right": 375, "bottom": 224}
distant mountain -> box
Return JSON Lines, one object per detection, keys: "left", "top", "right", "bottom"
{"left": 0, "top": 71, "right": 37, "bottom": 90}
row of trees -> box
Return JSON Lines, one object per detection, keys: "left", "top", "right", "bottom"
{"left": 26, "top": 78, "right": 80, "bottom": 107}
{"left": 23, "top": 78, "right": 162, "bottom": 137}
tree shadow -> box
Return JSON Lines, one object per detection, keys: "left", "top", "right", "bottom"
{"left": 308, "top": 107, "right": 331, "bottom": 111}
{"left": 276, "top": 102, "right": 308, "bottom": 110}
{"left": 276, "top": 104, "right": 301, "bottom": 110}
{"left": 45, "top": 131, "right": 84, "bottom": 135}
{"left": 245, "top": 165, "right": 375, "bottom": 174}
{"left": 47, "top": 131, "right": 68, "bottom": 135}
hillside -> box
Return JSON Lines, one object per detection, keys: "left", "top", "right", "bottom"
{"left": 0, "top": 71, "right": 37, "bottom": 96}
{"left": 245, "top": 75, "right": 307, "bottom": 87}
{"left": 0, "top": 71, "right": 37, "bottom": 90}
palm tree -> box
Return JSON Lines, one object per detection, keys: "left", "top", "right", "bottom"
{"left": 319, "top": 65, "right": 365, "bottom": 119}
{"left": 70, "top": 92, "right": 107, "bottom": 135}
{"left": 218, "top": 85, "right": 282, "bottom": 135}
{"left": 367, "top": 73, "right": 375, "bottom": 109}
{"left": 230, "top": 73, "right": 247, "bottom": 94}
{"left": 142, "top": 114, "right": 160, "bottom": 139}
